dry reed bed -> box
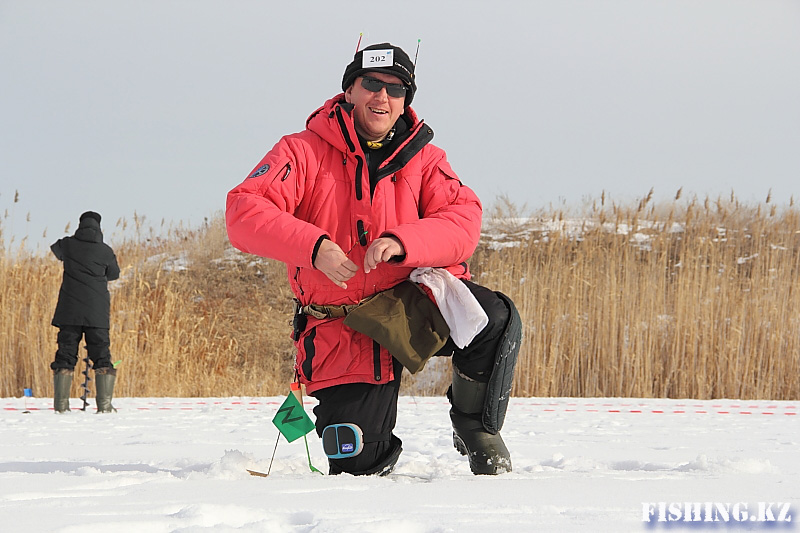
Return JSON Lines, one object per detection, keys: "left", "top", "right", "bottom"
{"left": 2, "top": 196, "right": 799, "bottom": 400}
{"left": 474, "top": 194, "right": 800, "bottom": 400}
{"left": 2, "top": 217, "right": 296, "bottom": 399}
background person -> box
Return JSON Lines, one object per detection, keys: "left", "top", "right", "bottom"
{"left": 226, "top": 43, "right": 521, "bottom": 475}
{"left": 50, "top": 211, "right": 120, "bottom": 413}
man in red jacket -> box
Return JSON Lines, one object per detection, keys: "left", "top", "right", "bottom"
{"left": 226, "top": 43, "right": 521, "bottom": 476}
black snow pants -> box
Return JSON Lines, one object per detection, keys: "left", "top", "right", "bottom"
{"left": 311, "top": 280, "right": 510, "bottom": 475}
{"left": 50, "top": 325, "right": 113, "bottom": 371}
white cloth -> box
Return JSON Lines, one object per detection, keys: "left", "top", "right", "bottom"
{"left": 409, "top": 267, "right": 488, "bottom": 348}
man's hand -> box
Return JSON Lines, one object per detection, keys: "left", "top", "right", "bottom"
{"left": 364, "top": 236, "right": 405, "bottom": 274}
{"left": 314, "top": 239, "right": 358, "bottom": 289}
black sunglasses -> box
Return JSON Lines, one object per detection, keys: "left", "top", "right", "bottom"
{"left": 360, "top": 76, "right": 408, "bottom": 99}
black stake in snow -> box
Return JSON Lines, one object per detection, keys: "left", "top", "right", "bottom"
{"left": 79, "top": 346, "right": 92, "bottom": 411}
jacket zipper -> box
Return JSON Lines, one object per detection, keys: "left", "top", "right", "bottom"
{"left": 356, "top": 220, "right": 367, "bottom": 246}
{"left": 373, "top": 341, "right": 382, "bottom": 381}
{"left": 294, "top": 267, "right": 304, "bottom": 296}
{"left": 355, "top": 155, "right": 364, "bottom": 201}
{"left": 335, "top": 106, "right": 357, "bottom": 153}
{"left": 335, "top": 105, "right": 366, "bottom": 203}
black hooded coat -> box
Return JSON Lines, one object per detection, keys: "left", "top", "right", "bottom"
{"left": 50, "top": 217, "right": 120, "bottom": 328}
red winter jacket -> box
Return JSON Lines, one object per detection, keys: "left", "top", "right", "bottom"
{"left": 226, "top": 94, "right": 482, "bottom": 393}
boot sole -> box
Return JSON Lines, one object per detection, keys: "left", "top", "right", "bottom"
{"left": 452, "top": 431, "right": 511, "bottom": 475}
{"left": 453, "top": 432, "right": 469, "bottom": 456}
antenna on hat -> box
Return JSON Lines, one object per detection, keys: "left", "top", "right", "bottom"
{"left": 413, "top": 39, "right": 421, "bottom": 67}
{"left": 355, "top": 32, "right": 363, "bottom": 53}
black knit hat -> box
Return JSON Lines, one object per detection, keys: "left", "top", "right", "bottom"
{"left": 342, "top": 43, "right": 417, "bottom": 105}
{"left": 79, "top": 211, "right": 102, "bottom": 224}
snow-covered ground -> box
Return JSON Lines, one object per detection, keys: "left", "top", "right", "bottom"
{"left": 1, "top": 396, "right": 796, "bottom": 532}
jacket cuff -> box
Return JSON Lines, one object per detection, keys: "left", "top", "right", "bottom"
{"left": 311, "top": 235, "right": 330, "bottom": 268}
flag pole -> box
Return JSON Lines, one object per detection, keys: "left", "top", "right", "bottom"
{"left": 292, "top": 381, "right": 323, "bottom": 474}
{"left": 304, "top": 434, "right": 323, "bottom": 474}
{"left": 266, "top": 431, "right": 281, "bottom": 476}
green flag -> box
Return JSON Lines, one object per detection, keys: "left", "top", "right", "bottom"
{"left": 272, "top": 393, "right": 315, "bottom": 443}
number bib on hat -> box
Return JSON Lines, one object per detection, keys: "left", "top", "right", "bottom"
{"left": 362, "top": 49, "right": 393, "bottom": 68}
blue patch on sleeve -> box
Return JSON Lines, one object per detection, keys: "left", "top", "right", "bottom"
{"left": 249, "top": 163, "right": 270, "bottom": 178}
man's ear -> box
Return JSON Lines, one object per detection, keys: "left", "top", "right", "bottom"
{"left": 344, "top": 85, "right": 353, "bottom": 103}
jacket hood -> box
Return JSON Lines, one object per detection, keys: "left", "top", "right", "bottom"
{"left": 306, "top": 93, "right": 423, "bottom": 152}
{"left": 74, "top": 217, "right": 103, "bottom": 243}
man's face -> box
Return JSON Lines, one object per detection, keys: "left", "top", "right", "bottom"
{"left": 345, "top": 71, "right": 406, "bottom": 141}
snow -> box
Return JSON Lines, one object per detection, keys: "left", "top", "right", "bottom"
{"left": 1, "top": 396, "right": 797, "bottom": 532}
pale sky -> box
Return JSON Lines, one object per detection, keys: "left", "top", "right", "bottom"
{"left": 2, "top": 0, "right": 799, "bottom": 252}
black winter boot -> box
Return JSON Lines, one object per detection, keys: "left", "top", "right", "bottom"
{"left": 94, "top": 366, "right": 117, "bottom": 413}
{"left": 449, "top": 367, "right": 511, "bottom": 475}
{"left": 53, "top": 369, "right": 73, "bottom": 413}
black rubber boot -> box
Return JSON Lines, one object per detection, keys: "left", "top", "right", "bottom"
{"left": 53, "top": 369, "right": 73, "bottom": 413}
{"left": 94, "top": 367, "right": 117, "bottom": 413}
{"left": 449, "top": 368, "right": 512, "bottom": 475}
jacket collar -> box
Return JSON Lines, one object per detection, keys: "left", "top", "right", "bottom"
{"left": 307, "top": 94, "right": 425, "bottom": 157}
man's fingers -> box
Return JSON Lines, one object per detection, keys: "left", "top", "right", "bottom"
{"left": 381, "top": 247, "right": 395, "bottom": 263}
{"left": 313, "top": 240, "right": 360, "bottom": 288}
{"left": 341, "top": 259, "right": 359, "bottom": 275}
{"left": 325, "top": 271, "right": 347, "bottom": 289}
{"left": 364, "top": 238, "right": 400, "bottom": 273}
